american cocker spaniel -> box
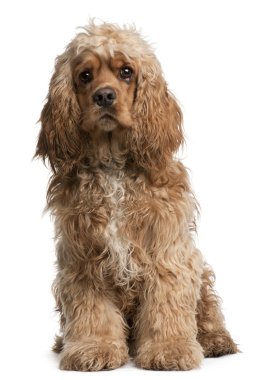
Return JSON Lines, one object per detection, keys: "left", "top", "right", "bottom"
{"left": 35, "top": 22, "right": 237, "bottom": 371}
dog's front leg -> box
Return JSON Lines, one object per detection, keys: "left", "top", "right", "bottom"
{"left": 56, "top": 271, "right": 128, "bottom": 371}
{"left": 134, "top": 243, "right": 204, "bottom": 370}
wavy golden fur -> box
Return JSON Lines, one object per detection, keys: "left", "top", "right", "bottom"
{"left": 35, "top": 22, "right": 237, "bottom": 371}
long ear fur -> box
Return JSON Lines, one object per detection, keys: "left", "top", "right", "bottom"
{"left": 35, "top": 51, "right": 82, "bottom": 173}
{"left": 127, "top": 55, "right": 184, "bottom": 171}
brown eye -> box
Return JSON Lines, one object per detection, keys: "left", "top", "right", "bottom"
{"left": 119, "top": 66, "right": 133, "bottom": 80}
{"left": 79, "top": 70, "right": 93, "bottom": 83}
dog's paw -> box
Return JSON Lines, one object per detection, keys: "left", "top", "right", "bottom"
{"left": 135, "top": 338, "right": 203, "bottom": 370}
{"left": 59, "top": 339, "right": 128, "bottom": 371}
{"left": 52, "top": 335, "right": 64, "bottom": 353}
{"left": 197, "top": 331, "right": 238, "bottom": 357}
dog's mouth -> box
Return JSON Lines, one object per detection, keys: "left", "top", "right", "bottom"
{"left": 94, "top": 108, "right": 133, "bottom": 132}
{"left": 97, "top": 113, "right": 119, "bottom": 132}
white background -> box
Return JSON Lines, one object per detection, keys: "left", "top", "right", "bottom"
{"left": 0, "top": 0, "right": 253, "bottom": 378}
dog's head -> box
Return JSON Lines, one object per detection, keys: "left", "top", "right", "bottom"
{"left": 35, "top": 22, "right": 183, "bottom": 172}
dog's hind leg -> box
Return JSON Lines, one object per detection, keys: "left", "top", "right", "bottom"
{"left": 53, "top": 335, "right": 64, "bottom": 353}
{"left": 196, "top": 264, "right": 238, "bottom": 357}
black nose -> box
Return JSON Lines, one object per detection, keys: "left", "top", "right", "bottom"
{"left": 93, "top": 87, "right": 116, "bottom": 107}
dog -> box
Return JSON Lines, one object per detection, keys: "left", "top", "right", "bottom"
{"left": 35, "top": 22, "right": 237, "bottom": 371}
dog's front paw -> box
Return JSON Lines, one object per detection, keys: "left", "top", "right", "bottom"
{"left": 197, "top": 331, "right": 238, "bottom": 357}
{"left": 59, "top": 339, "right": 128, "bottom": 371}
{"left": 135, "top": 338, "right": 203, "bottom": 370}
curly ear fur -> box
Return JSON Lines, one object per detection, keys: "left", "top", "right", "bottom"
{"left": 35, "top": 52, "right": 82, "bottom": 173}
{"left": 127, "top": 56, "right": 184, "bottom": 171}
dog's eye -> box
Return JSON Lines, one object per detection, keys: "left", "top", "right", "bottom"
{"left": 119, "top": 66, "right": 133, "bottom": 80}
{"left": 79, "top": 70, "right": 93, "bottom": 84}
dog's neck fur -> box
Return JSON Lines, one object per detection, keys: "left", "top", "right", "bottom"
{"left": 86, "top": 129, "right": 129, "bottom": 171}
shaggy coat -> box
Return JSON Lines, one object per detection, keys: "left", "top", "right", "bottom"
{"left": 35, "top": 22, "right": 237, "bottom": 371}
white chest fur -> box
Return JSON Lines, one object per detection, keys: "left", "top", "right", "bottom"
{"left": 102, "top": 171, "right": 136, "bottom": 285}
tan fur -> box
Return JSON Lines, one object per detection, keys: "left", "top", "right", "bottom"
{"left": 35, "top": 22, "right": 237, "bottom": 371}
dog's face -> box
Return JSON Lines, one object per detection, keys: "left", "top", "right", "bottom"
{"left": 35, "top": 23, "right": 183, "bottom": 172}
{"left": 72, "top": 51, "right": 137, "bottom": 132}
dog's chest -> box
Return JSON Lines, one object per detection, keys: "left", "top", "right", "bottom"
{"left": 101, "top": 171, "right": 135, "bottom": 284}
{"left": 104, "top": 174, "right": 126, "bottom": 247}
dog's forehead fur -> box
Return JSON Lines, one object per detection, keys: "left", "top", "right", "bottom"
{"left": 70, "top": 22, "right": 156, "bottom": 62}
{"left": 55, "top": 22, "right": 162, "bottom": 88}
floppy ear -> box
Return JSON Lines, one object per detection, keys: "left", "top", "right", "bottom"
{"left": 128, "top": 56, "right": 183, "bottom": 170}
{"left": 35, "top": 52, "right": 82, "bottom": 173}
